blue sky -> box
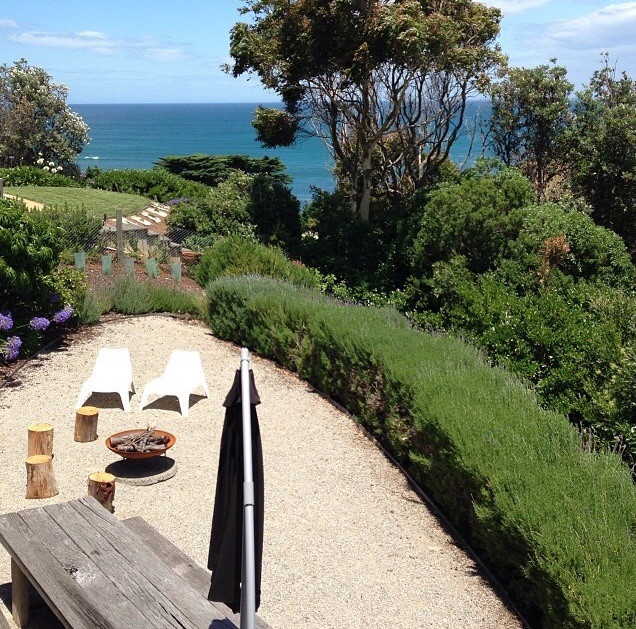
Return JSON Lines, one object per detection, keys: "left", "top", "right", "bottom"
{"left": 0, "top": 0, "right": 634, "bottom": 103}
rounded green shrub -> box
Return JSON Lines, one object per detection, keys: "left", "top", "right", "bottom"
{"left": 194, "top": 235, "right": 320, "bottom": 289}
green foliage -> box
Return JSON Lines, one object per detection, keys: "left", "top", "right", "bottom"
{"left": 81, "top": 276, "right": 205, "bottom": 319}
{"left": 0, "top": 198, "right": 62, "bottom": 311}
{"left": 84, "top": 167, "right": 209, "bottom": 202}
{"left": 404, "top": 165, "right": 636, "bottom": 461}
{"left": 301, "top": 188, "right": 414, "bottom": 291}
{"left": 247, "top": 174, "right": 301, "bottom": 254}
{"left": 251, "top": 107, "right": 298, "bottom": 148}
{"left": 75, "top": 290, "right": 106, "bottom": 325}
{"left": 512, "top": 203, "right": 636, "bottom": 288}
{"left": 169, "top": 170, "right": 302, "bottom": 256}
{"left": 194, "top": 235, "right": 320, "bottom": 289}
{"left": 486, "top": 61, "right": 573, "bottom": 199}
{"left": 567, "top": 57, "right": 636, "bottom": 253}
{"left": 206, "top": 275, "right": 636, "bottom": 628}
{"left": 168, "top": 171, "right": 253, "bottom": 234}
{"left": 0, "top": 166, "right": 79, "bottom": 187}
{"left": 45, "top": 267, "right": 89, "bottom": 311}
{"left": 156, "top": 153, "right": 291, "bottom": 186}
{"left": 28, "top": 204, "right": 102, "bottom": 250}
{"left": 409, "top": 163, "right": 534, "bottom": 279}
{"left": 0, "top": 59, "right": 89, "bottom": 168}
{"left": 229, "top": 0, "right": 502, "bottom": 219}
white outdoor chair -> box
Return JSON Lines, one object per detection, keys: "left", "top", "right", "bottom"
{"left": 75, "top": 348, "right": 135, "bottom": 412}
{"left": 139, "top": 350, "right": 210, "bottom": 417}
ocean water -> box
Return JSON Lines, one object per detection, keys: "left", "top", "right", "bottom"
{"left": 73, "top": 103, "right": 484, "bottom": 203}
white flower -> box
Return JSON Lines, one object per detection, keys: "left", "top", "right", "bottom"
{"left": 36, "top": 158, "right": 44, "bottom": 165}
{"left": 48, "top": 161, "right": 55, "bottom": 167}
{"left": 42, "top": 166, "right": 50, "bottom": 172}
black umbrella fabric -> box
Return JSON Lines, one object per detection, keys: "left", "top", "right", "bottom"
{"left": 208, "top": 369, "right": 264, "bottom": 614}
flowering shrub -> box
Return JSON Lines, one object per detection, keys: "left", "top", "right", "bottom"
{"left": 3, "top": 336, "right": 21, "bottom": 361}
{"left": 0, "top": 59, "right": 89, "bottom": 168}
{"left": 29, "top": 317, "right": 50, "bottom": 331}
{"left": 0, "top": 306, "right": 74, "bottom": 363}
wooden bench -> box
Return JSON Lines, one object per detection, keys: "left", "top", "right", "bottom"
{"left": 123, "top": 517, "right": 271, "bottom": 629}
{"left": 0, "top": 497, "right": 271, "bottom": 629}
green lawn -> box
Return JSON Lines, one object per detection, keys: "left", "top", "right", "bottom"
{"left": 6, "top": 186, "right": 153, "bottom": 218}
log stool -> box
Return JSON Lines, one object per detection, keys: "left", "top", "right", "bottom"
{"left": 27, "top": 423, "right": 54, "bottom": 457}
{"left": 25, "top": 455, "right": 59, "bottom": 499}
{"left": 75, "top": 406, "right": 99, "bottom": 442}
{"left": 87, "top": 472, "right": 116, "bottom": 513}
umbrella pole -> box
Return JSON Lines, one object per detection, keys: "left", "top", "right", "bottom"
{"left": 239, "top": 347, "right": 256, "bottom": 629}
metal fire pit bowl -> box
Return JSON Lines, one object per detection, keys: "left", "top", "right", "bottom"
{"left": 106, "top": 429, "right": 176, "bottom": 460}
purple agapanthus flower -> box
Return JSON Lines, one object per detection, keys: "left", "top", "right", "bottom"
{"left": 53, "top": 307, "right": 74, "bottom": 324}
{"left": 3, "top": 336, "right": 22, "bottom": 360}
{"left": 166, "top": 197, "right": 189, "bottom": 206}
{"left": 0, "top": 312, "right": 13, "bottom": 331}
{"left": 30, "top": 316, "right": 51, "bottom": 331}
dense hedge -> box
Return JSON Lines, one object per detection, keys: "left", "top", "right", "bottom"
{"left": 83, "top": 167, "right": 209, "bottom": 202}
{"left": 195, "top": 235, "right": 320, "bottom": 288}
{"left": 206, "top": 276, "right": 636, "bottom": 629}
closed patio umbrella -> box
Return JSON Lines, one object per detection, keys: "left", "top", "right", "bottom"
{"left": 208, "top": 348, "right": 264, "bottom": 628}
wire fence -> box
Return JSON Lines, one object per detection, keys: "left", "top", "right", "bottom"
{"left": 58, "top": 210, "right": 202, "bottom": 283}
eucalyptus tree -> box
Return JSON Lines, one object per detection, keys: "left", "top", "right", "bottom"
{"left": 486, "top": 61, "right": 573, "bottom": 201}
{"left": 568, "top": 56, "right": 636, "bottom": 252}
{"left": 0, "top": 59, "right": 89, "bottom": 170}
{"left": 227, "top": 0, "right": 502, "bottom": 221}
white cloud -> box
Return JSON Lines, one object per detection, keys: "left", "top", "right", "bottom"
{"left": 143, "top": 47, "right": 187, "bottom": 63}
{"left": 488, "top": 0, "right": 553, "bottom": 15}
{"left": 9, "top": 29, "right": 189, "bottom": 62}
{"left": 10, "top": 31, "right": 118, "bottom": 55}
{"left": 546, "top": 2, "right": 636, "bottom": 50}
{"left": 76, "top": 30, "right": 108, "bottom": 39}
{"left": 0, "top": 18, "right": 18, "bottom": 28}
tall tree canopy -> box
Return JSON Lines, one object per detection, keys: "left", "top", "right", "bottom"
{"left": 568, "top": 56, "right": 636, "bottom": 253}
{"left": 227, "top": 0, "right": 502, "bottom": 220}
{"left": 486, "top": 61, "right": 573, "bottom": 201}
{"left": 0, "top": 59, "right": 89, "bottom": 170}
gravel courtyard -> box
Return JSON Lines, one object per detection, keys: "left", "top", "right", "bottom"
{"left": 0, "top": 315, "right": 522, "bottom": 629}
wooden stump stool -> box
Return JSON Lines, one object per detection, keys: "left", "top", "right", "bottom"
{"left": 27, "top": 423, "right": 54, "bottom": 457}
{"left": 75, "top": 406, "right": 99, "bottom": 442}
{"left": 88, "top": 472, "right": 116, "bottom": 513}
{"left": 25, "top": 455, "right": 58, "bottom": 499}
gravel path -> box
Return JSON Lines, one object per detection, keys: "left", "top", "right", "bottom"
{"left": 0, "top": 316, "right": 522, "bottom": 629}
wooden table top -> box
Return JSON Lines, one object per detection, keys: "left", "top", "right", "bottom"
{"left": 0, "top": 497, "right": 236, "bottom": 629}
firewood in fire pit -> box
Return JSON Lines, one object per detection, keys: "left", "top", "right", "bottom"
{"left": 111, "top": 427, "right": 169, "bottom": 452}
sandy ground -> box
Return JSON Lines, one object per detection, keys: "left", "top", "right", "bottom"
{"left": 0, "top": 315, "right": 522, "bottom": 629}
{"left": 2, "top": 193, "right": 45, "bottom": 210}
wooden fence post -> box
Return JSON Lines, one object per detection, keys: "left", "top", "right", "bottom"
{"left": 116, "top": 208, "right": 124, "bottom": 265}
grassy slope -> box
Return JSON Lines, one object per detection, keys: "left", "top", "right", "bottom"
{"left": 5, "top": 186, "right": 153, "bottom": 218}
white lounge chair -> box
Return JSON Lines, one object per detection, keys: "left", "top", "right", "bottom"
{"left": 75, "top": 348, "right": 135, "bottom": 411}
{"left": 139, "top": 350, "right": 209, "bottom": 417}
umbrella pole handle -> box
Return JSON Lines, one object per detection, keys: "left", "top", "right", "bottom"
{"left": 240, "top": 348, "right": 256, "bottom": 629}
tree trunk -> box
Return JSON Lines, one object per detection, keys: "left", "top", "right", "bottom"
{"left": 87, "top": 472, "right": 116, "bottom": 513}
{"left": 27, "top": 423, "right": 54, "bottom": 457}
{"left": 75, "top": 406, "right": 99, "bottom": 442}
{"left": 25, "top": 455, "right": 58, "bottom": 499}
{"left": 358, "top": 154, "right": 373, "bottom": 222}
